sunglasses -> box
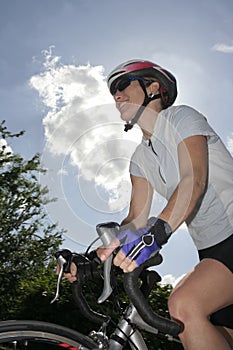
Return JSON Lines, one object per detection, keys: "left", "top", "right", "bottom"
{"left": 110, "top": 76, "right": 154, "bottom": 95}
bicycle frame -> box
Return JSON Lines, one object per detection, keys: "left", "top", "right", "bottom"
{"left": 109, "top": 303, "right": 158, "bottom": 349}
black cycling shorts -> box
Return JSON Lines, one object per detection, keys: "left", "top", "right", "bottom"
{"left": 198, "top": 234, "right": 233, "bottom": 329}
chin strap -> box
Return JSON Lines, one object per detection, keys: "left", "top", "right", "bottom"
{"left": 124, "top": 80, "right": 161, "bottom": 132}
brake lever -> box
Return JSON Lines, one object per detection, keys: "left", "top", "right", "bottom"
{"left": 51, "top": 255, "right": 67, "bottom": 304}
{"left": 96, "top": 222, "right": 120, "bottom": 304}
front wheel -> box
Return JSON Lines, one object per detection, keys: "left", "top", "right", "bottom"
{"left": 0, "top": 320, "right": 98, "bottom": 349}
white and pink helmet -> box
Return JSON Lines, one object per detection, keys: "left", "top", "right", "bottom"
{"left": 107, "top": 59, "right": 177, "bottom": 109}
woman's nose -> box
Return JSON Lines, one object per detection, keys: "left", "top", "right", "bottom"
{"left": 113, "top": 91, "right": 124, "bottom": 102}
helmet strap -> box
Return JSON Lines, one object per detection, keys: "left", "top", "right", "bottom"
{"left": 124, "top": 80, "right": 161, "bottom": 132}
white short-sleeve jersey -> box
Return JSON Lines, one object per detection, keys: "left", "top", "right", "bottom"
{"left": 130, "top": 105, "right": 233, "bottom": 249}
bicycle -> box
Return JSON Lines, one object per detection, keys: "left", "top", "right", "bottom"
{"left": 0, "top": 222, "right": 183, "bottom": 349}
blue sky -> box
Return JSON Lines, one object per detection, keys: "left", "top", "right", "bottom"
{"left": 1, "top": 0, "right": 233, "bottom": 282}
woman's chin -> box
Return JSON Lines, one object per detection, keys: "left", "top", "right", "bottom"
{"left": 120, "top": 112, "right": 135, "bottom": 122}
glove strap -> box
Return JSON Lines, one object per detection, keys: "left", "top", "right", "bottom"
{"left": 149, "top": 218, "right": 172, "bottom": 246}
{"left": 127, "top": 233, "right": 155, "bottom": 260}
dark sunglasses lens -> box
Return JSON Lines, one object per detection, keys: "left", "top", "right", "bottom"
{"left": 111, "top": 77, "right": 131, "bottom": 95}
{"left": 117, "top": 77, "right": 131, "bottom": 91}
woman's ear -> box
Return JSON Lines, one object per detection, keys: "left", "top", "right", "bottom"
{"left": 148, "top": 81, "right": 160, "bottom": 95}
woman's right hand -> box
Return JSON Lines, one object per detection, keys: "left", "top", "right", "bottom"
{"left": 56, "top": 262, "right": 77, "bottom": 283}
{"left": 56, "top": 247, "right": 107, "bottom": 283}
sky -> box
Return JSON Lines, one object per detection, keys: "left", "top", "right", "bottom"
{"left": 0, "top": 0, "right": 233, "bottom": 284}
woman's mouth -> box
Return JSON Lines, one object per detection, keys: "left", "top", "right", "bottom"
{"left": 117, "top": 102, "right": 128, "bottom": 113}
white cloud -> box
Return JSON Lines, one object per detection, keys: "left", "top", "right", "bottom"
{"left": 211, "top": 41, "right": 233, "bottom": 53}
{"left": 30, "top": 49, "right": 141, "bottom": 217}
{"left": 160, "top": 274, "right": 185, "bottom": 287}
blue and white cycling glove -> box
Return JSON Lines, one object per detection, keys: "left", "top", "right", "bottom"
{"left": 117, "top": 217, "right": 172, "bottom": 266}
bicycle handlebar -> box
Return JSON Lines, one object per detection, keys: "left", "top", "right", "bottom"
{"left": 54, "top": 222, "right": 183, "bottom": 336}
{"left": 123, "top": 255, "right": 183, "bottom": 337}
{"left": 71, "top": 279, "right": 109, "bottom": 325}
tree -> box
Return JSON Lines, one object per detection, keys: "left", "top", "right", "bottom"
{"left": 0, "top": 120, "right": 63, "bottom": 319}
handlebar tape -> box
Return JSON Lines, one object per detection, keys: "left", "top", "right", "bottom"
{"left": 72, "top": 280, "right": 109, "bottom": 325}
{"left": 123, "top": 254, "right": 183, "bottom": 337}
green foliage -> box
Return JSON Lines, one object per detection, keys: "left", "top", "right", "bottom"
{"left": 0, "top": 120, "right": 63, "bottom": 319}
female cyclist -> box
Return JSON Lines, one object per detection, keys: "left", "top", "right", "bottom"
{"left": 65, "top": 59, "right": 233, "bottom": 349}
{"left": 98, "top": 59, "right": 233, "bottom": 349}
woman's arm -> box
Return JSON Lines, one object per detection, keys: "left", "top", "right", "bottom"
{"left": 159, "top": 135, "right": 208, "bottom": 231}
{"left": 121, "top": 174, "right": 154, "bottom": 230}
{"left": 99, "top": 175, "right": 154, "bottom": 262}
{"left": 101, "top": 135, "right": 208, "bottom": 269}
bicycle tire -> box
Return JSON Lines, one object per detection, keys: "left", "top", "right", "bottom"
{"left": 0, "top": 320, "right": 98, "bottom": 349}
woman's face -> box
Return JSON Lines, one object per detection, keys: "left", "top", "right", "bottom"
{"left": 113, "top": 79, "right": 146, "bottom": 122}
